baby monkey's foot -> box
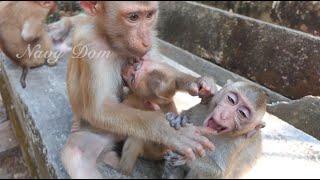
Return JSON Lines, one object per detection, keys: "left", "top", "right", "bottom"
{"left": 164, "top": 150, "right": 186, "bottom": 167}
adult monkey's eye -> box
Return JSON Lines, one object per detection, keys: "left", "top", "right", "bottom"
{"left": 146, "top": 11, "right": 154, "bottom": 19}
{"left": 128, "top": 13, "right": 139, "bottom": 22}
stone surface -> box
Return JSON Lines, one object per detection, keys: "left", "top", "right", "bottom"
{"left": 198, "top": 1, "right": 320, "bottom": 37}
{"left": 157, "top": 39, "right": 290, "bottom": 103}
{"left": 267, "top": 95, "right": 320, "bottom": 140}
{"left": 245, "top": 113, "right": 320, "bottom": 179}
{"left": 0, "top": 121, "right": 18, "bottom": 155}
{"left": 0, "top": 147, "right": 31, "bottom": 179}
{"left": 0, "top": 44, "right": 319, "bottom": 179}
{"left": 157, "top": 1, "right": 320, "bottom": 99}
{"left": 0, "top": 95, "right": 7, "bottom": 124}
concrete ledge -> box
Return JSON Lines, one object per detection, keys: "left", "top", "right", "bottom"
{"left": 0, "top": 42, "right": 319, "bottom": 178}
{"left": 157, "top": 39, "right": 290, "bottom": 103}
{"left": 0, "top": 53, "right": 71, "bottom": 178}
{"left": 158, "top": 1, "right": 320, "bottom": 99}
{"left": 0, "top": 121, "right": 19, "bottom": 156}
{"left": 267, "top": 96, "right": 320, "bottom": 140}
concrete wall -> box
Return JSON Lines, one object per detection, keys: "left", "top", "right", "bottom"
{"left": 157, "top": 1, "right": 320, "bottom": 99}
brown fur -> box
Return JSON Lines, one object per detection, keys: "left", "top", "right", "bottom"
{"left": 61, "top": 2, "right": 215, "bottom": 178}
{"left": 163, "top": 81, "right": 267, "bottom": 179}
{"left": 120, "top": 61, "right": 181, "bottom": 175}
{"left": 47, "top": 14, "right": 90, "bottom": 49}
{"left": 0, "top": 1, "right": 59, "bottom": 88}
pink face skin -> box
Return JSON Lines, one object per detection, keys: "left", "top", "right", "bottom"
{"left": 203, "top": 92, "right": 252, "bottom": 134}
{"left": 122, "top": 61, "right": 165, "bottom": 111}
{"left": 122, "top": 61, "right": 144, "bottom": 90}
{"left": 119, "top": 3, "right": 158, "bottom": 57}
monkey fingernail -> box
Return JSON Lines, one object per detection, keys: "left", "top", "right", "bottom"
{"left": 200, "top": 151, "right": 206, "bottom": 157}
{"left": 170, "top": 120, "right": 175, "bottom": 128}
{"left": 189, "top": 154, "right": 196, "bottom": 161}
{"left": 208, "top": 144, "right": 215, "bottom": 151}
{"left": 181, "top": 116, "right": 188, "bottom": 127}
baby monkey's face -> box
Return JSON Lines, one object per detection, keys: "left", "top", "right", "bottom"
{"left": 122, "top": 61, "right": 176, "bottom": 104}
{"left": 122, "top": 61, "right": 146, "bottom": 91}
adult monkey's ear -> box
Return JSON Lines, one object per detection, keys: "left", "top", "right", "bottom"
{"left": 246, "top": 121, "right": 266, "bottom": 138}
{"left": 80, "top": 1, "right": 98, "bottom": 16}
{"left": 39, "top": 1, "right": 54, "bottom": 8}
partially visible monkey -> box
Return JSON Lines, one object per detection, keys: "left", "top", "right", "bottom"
{"left": 62, "top": 1, "right": 216, "bottom": 179}
{"left": 0, "top": 1, "right": 59, "bottom": 88}
{"left": 47, "top": 14, "right": 89, "bottom": 53}
{"left": 163, "top": 81, "right": 267, "bottom": 179}
{"left": 119, "top": 61, "right": 217, "bottom": 175}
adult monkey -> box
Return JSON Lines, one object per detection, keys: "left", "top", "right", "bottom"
{"left": 0, "top": 1, "right": 59, "bottom": 88}
{"left": 163, "top": 81, "right": 268, "bottom": 179}
{"left": 62, "top": 1, "right": 216, "bottom": 178}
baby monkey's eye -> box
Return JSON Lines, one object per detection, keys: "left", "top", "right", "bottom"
{"left": 131, "top": 74, "right": 135, "bottom": 84}
{"left": 238, "top": 107, "right": 250, "bottom": 119}
{"left": 239, "top": 110, "right": 246, "bottom": 118}
{"left": 227, "top": 96, "right": 235, "bottom": 104}
{"left": 226, "top": 92, "right": 238, "bottom": 105}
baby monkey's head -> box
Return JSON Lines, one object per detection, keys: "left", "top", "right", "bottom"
{"left": 122, "top": 61, "right": 177, "bottom": 105}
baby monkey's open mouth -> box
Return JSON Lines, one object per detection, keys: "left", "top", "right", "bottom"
{"left": 205, "top": 117, "right": 228, "bottom": 134}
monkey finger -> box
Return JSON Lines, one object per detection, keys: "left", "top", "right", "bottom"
{"left": 192, "top": 143, "right": 206, "bottom": 158}
{"left": 164, "top": 151, "right": 186, "bottom": 166}
{"left": 174, "top": 138, "right": 198, "bottom": 160}
{"left": 180, "top": 136, "right": 207, "bottom": 158}
{"left": 164, "top": 150, "right": 174, "bottom": 160}
{"left": 188, "top": 83, "right": 199, "bottom": 96}
{"left": 173, "top": 116, "right": 183, "bottom": 130}
{"left": 174, "top": 122, "right": 181, "bottom": 130}
{"left": 179, "top": 146, "right": 196, "bottom": 161}
{"left": 172, "top": 116, "right": 183, "bottom": 129}
{"left": 191, "top": 133, "right": 215, "bottom": 152}
{"left": 166, "top": 112, "right": 178, "bottom": 122}
{"left": 199, "top": 81, "right": 211, "bottom": 91}
{"left": 199, "top": 88, "right": 212, "bottom": 97}
{"left": 196, "top": 128, "right": 218, "bottom": 135}
{"left": 170, "top": 119, "right": 176, "bottom": 128}
{"left": 181, "top": 115, "right": 188, "bottom": 127}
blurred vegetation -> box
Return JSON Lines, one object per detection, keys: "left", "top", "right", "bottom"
{"left": 47, "top": 1, "right": 320, "bottom": 37}
{"left": 46, "top": 1, "right": 83, "bottom": 24}
{"left": 198, "top": 1, "right": 320, "bottom": 37}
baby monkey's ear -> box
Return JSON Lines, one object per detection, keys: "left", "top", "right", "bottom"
{"left": 246, "top": 121, "right": 266, "bottom": 138}
{"left": 225, "top": 79, "right": 233, "bottom": 87}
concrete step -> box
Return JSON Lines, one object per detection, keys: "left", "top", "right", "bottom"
{"left": 0, "top": 38, "right": 319, "bottom": 178}
{"left": 157, "top": 1, "right": 320, "bottom": 100}
{"left": 0, "top": 120, "right": 19, "bottom": 156}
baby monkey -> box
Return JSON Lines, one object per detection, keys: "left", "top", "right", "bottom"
{"left": 163, "top": 80, "right": 267, "bottom": 179}
{"left": 120, "top": 60, "right": 217, "bottom": 175}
